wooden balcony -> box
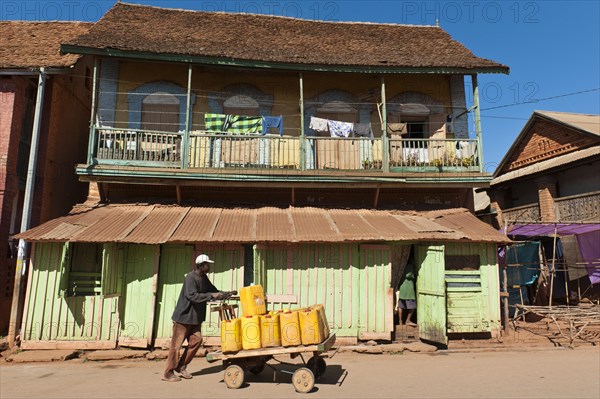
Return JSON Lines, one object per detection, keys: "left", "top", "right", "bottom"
{"left": 501, "top": 191, "right": 600, "bottom": 223}
{"left": 81, "top": 126, "right": 487, "bottom": 184}
{"left": 554, "top": 191, "right": 600, "bottom": 222}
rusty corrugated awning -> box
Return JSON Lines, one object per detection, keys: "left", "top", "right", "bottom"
{"left": 15, "top": 205, "right": 511, "bottom": 244}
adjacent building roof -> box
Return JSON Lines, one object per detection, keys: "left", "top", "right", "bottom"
{"left": 62, "top": 2, "right": 508, "bottom": 73}
{"left": 493, "top": 111, "right": 600, "bottom": 181}
{"left": 16, "top": 205, "right": 511, "bottom": 244}
{"left": 0, "top": 21, "right": 92, "bottom": 69}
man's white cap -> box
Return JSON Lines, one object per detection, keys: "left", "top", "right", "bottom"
{"left": 195, "top": 254, "right": 214, "bottom": 264}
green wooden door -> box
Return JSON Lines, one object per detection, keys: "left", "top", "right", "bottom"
{"left": 154, "top": 244, "right": 193, "bottom": 341}
{"left": 120, "top": 244, "right": 157, "bottom": 347}
{"left": 416, "top": 245, "right": 447, "bottom": 345}
{"left": 358, "top": 245, "right": 393, "bottom": 340}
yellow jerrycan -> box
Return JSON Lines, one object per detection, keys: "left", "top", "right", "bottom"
{"left": 241, "top": 315, "right": 262, "bottom": 350}
{"left": 260, "top": 313, "right": 281, "bottom": 348}
{"left": 298, "top": 306, "right": 326, "bottom": 345}
{"left": 239, "top": 285, "right": 266, "bottom": 317}
{"left": 220, "top": 318, "right": 242, "bottom": 353}
{"left": 279, "top": 310, "right": 302, "bottom": 347}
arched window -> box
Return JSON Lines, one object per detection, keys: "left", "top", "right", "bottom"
{"left": 388, "top": 103, "right": 431, "bottom": 139}
{"left": 223, "top": 94, "right": 260, "bottom": 116}
{"left": 315, "top": 101, "right": 359, "bottom": 124}
{"left": 141, "top": 92, "right": 180, "bottom": 132}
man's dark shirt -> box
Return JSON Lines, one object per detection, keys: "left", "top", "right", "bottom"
{"left": 171, "top": 271, "right": 219, "bottom": 325}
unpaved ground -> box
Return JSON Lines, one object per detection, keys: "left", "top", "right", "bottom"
{"left": 1, "top": 347, "right": 599, "bottom": 399}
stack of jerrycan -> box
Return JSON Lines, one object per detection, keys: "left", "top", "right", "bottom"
{"left": 220, "top": 285, "right": 330, "bottom": 353}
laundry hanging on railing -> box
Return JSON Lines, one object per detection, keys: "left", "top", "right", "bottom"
{"left": 204, "top": 113, "right": 228, "bottom": 132}
{"left": 309, "top": 116, "right": 329, "bottom": 133}
{"left": 327, "top": 120, "right": 354, "bottom": 138}
{"left": 353, "top": 123, "right": 373, "bottom": 138}
{"left": 204, "top": 113, "right": 266, "bottom": 134}
{"left": 387, "top": 122, "right": 408, "bottom": 135}
{"left": 262, "top": 116, "right": 284, "bottom": 135}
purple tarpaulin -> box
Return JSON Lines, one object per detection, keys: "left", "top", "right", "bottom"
{"left": 502, "top": 223, "right": 600, "bottom": 237}
{"left": 576, "top": 230, "right": 600, "bottom": 285}
{"left": 500, "top": 223, "right": 600, "bottom": 285}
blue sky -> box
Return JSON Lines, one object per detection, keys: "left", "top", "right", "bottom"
{"left": 2, "top": 0, "right": 599, "bottom": 171}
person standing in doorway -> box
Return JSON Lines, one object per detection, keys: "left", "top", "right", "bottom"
{"left": 397, "top": 261, "right": 417, "bottom": 326}
{"left": 163, "top": 254, "right": 226, "bottom": 382}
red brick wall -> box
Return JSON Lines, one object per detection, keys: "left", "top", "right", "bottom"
{"left": 536, "top": 176, "right": 557, "bottom": 222}
{"left": 0, "top": 77, "right": 28, "bottom": 333}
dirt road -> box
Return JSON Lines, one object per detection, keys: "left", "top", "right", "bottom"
{"left": 1, "top": 348, "right": 598, "bottom": 398}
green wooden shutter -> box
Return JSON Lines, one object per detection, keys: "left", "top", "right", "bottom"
{"left": 57, "top": 242, "right": 71, "bottom": 297}
{"left": 102, "top": 243, "right": 125, "bottom": 296}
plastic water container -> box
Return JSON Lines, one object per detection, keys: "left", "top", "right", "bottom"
{"left": 279, "top": 310, "right": 302, "bottom": 347}
{"left": 241, "top": 315, "right": 262, "bottom": 350}
{"left": 313, "top": 304, "right": 330, "bottom": 338}
{"left": 260, "top": 313, "right": 281, "bottom": 348}
{"left": 239, "top": 285, "right": 266, "bottom": 317}
{"left": 299, "top": 307, "right": 326, "bottom": 345}
{"left": 220, "top": 318, "right": 242, "bottom": 353}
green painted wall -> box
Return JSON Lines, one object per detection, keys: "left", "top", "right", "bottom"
{"left": 153, "top": 244, "right": 245, "bottom": 340}
{"left": 444, "top": 242, "right": 500, "bottom": 333}
{"left": 257, "top": 243, "right": 392, "bottom": 338}
{"left": 119, "top": 244, "right": 156, "bottom": 342}
{"left": 22, "top": 242, "right": 119, "bottom": 344}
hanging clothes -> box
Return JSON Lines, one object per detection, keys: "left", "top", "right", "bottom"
{"left": 353, "top": 123, "right": 373, "bottom": 138}
{"left": 262, "top": 116, "right": 284, "bottom": 135}
{"left": 309, "top": 116, "right": 329, "bottom": 133}
{"left": 387, "top": 122, "right": 408, "bottom": 135}
{"left": 204, "top": 113, "right": 228, "bottom": 132}
{"left": 328, "top": 120, "right": 354, "bottom": 138}
{"left": 223, "top": 115, "right": 263, "bottom": 134}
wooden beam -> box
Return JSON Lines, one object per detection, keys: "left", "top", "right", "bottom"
{"left": 98, "top": 182, "right": 106, "bottom": 203}
{"left": 176, "top": 184, "right": 182, "bottom": 204}
{"left": 291, "top": 187, "right": 295, "bottom": 206}
{"left": 373, "top": 187, "right": 380, "bottom": 209}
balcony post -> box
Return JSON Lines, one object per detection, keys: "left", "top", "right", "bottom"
{"left": 299, "top": 72, "right": 306, "bottom": 171}
{"left": 381, "top": 76, "right": 389, "bottom": 173}
{"left": 87, "top": 57, "right": 99, "bottom": 165}
{"left": 182, "top": 64, "right": 193, "bottom": 169}
{"left": 471, "top": 74, "right": 484, "bottom": 172}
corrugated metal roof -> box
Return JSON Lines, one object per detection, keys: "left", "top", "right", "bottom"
{"left": 170, "top": 207, "right": 219, "bottom": 242}
{"left": 491, "top": 146, "right": 600, "bottom": 186}
{"left": 15, "top": 205, "right": 511, "bottom": 244}
{"left": 536, "top": 111, "right": 600, "bottom": 136}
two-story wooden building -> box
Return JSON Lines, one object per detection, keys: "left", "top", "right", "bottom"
{"left": 15, "top": 3, "right": 510, "bottom": 349}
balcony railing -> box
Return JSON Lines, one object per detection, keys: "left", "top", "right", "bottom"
{"left": 502, "top": 203, "right": 541, "bottom": 223}
{"left": 554, "top": 191, "right": 600, "bottom": 222}
{"left": 90, "top": 126, "right": 481, "bottom": 174}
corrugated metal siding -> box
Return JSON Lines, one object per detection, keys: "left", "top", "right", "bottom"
{"left": 358, "top": 245, "right": 393, "bottom": 337}
{"left": 22, "top": 242, "right": 118, "bottom": 344}
{"left": 212, "top": 209, "right": 255, "bottom": 243}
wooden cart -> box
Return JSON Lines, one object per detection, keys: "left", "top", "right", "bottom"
{"left": 206, "top": 333, "right": 336, "bottom": 393}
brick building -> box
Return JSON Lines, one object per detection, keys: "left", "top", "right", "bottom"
{"left": 0, "top": 21, "right": 92, "bottom": 333}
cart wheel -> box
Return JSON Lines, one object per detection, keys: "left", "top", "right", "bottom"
{"left": 248, "top": 363, "right": 265, "bottom": 375}
{"left": 292, "top": 367, "right": 315, "bottom": 394}
{"left": 224, "top": 365, "right": 244, "bottom": 389}
{"left": 307, "top": 356, "right": 327, "bottom": 378}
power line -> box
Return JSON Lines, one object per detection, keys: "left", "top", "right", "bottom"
{"left": 480, "top": 88, "right": 600, "bottom": 112}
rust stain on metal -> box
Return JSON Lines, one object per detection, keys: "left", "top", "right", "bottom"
{"left": 18, "top": 205, "right": 511, "bottom": 244}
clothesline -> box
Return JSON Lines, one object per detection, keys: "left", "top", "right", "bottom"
{"left": 309, "top": 116, "right": 373, "bottom": 138}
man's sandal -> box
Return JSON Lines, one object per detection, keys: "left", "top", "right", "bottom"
{"left": 161, "top": 375, "right": 181, "bottom": 382}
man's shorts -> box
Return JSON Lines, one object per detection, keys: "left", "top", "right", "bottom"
{"left": 397, "top": 299, "right": 416, "bottom": 310}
